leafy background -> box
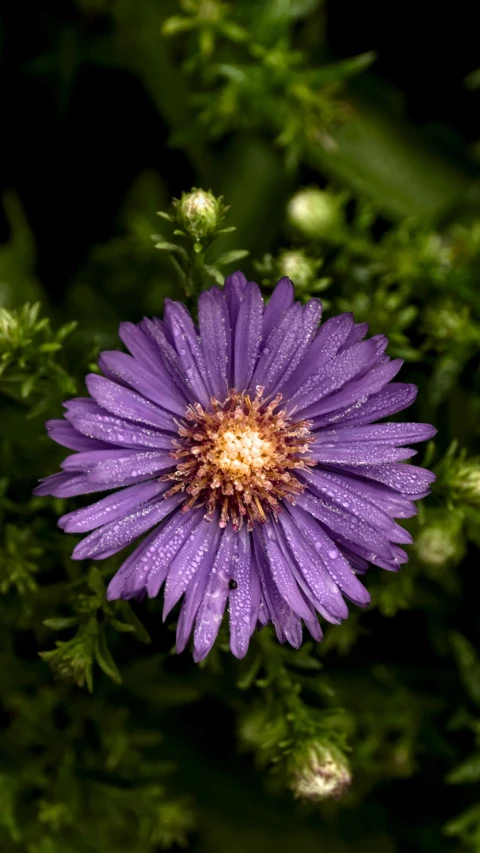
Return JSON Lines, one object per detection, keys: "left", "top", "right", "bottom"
{"left": 2, "top": 1, "right": 480, "bottom": 851}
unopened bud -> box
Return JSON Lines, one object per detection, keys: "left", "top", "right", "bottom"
{"left": 414, "top": 514, "right": 464, "bottom": 569}
{"left": 449, "top": 459, "right": 480, "bottom": 506}
{"left": 277, "top": 250, "right": 322, "bottom": 290}
{"left": 175, "top": 189, "right": 222, "bottom": 241}
{"left": 288, "top": 739, "right": 351, "bottom": 802}
{"left": 287, "top": 188, "right": 343, "bottom": 240}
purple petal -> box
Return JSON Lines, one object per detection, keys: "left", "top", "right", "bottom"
{"left": 252, "top": 302, "right": 302, "bottom": 394}
{"left": 311, "top": 383, "right": 419, "bottom": 429}
{"left": 262, "top": 277, "right": 294, "bottom": 343}
{"left": 232, "top": 281, "right": 264, "bottom": 392}
{"left": 33, "top": 471, "right": 104, "bottom": 498}
{"left": 286, "top": 504, "right": 371, "bottom": 606}
{"left": 45, "top": 420, "right": 112, "bottom": 452}
{"left": 276, "top": 513, "right": 349, "bottom": 622}
{"left": 313, "top": 422, "right": 437, "bottom": 445}
{"left": 163, "top": 301, "right": 211, "bottom": 406}
{"left": 146, "top": 509, "right": 204, "bottom": 598}
{"left": 140, "top": 317, "right": 195, "bottom": 402}
{"left": 98, "top": 350, "right": 186, "bottom": 416}
{"left": 301, "top": 358, "right": 404, "bottom": 419}
{"left": 72, "top": 493, "right": 183, "bottom": 560}
{"left": 69, "top": 411, "right": 175, "bottom": 449}
{"left": 228, "top": 526, "right": 254, "bottom": 659}
{"left": 273, "top": 298, "right": 322, "bottom": 394}
{"left": 300, "top": 468, "right": 412, "bottom": 544}
{"left": 295, "top": 490, "right": 396, "bottom": 561}
{"left": 224, "top": 270, "right": 248, "bottom": 336}
{"left": 176, "top": 538, "right": 221, "bottom": 654}
{"left": 198, "top": 287, "right": 232, "bottom": 400}
{"left": 261, "top": 524, "right": 315, "bottom": 620}
{"left": 333, "top": 533, "right": 408, "bottom": 573}
{"left": 311, "top": 441, "right": 417, "bottom": 465}
{"left": 337, "top": 321, "right": 369, "bottom": 352}
{"left": 163, "top": 518, "right": 221, "bottom": 618}
{"left": 290, "top": 336, "right": 388, "bottom": 415}
{"left": 193, "top": 526, "right": 235, "bottom": 662}
{"left": 337, "top": 462, "right": 436, "bottom": 497}
{"left": 86, "top": 374, "right": 175, "bottom": 431}
{"left": 253, "top": 532, "right": 303, "bottom": 648}
{"left": 86, "top": 451, "right": 174, "bottom": 488}
{"left": 118, "top": 321, "right": 166, "bottom": 368}
{"left": 59, "top": 480, "right": 167, "bottom": 533}
{"left": 107, "top": 509, "right": 202, "bottom": 600}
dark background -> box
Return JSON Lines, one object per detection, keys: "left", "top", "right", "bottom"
{"left": 2, "top": 0, "right": 480, "bottom": 297}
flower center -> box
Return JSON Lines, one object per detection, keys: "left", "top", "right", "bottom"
{"left": 214, "top": 426, "right": 273, "bottom": 476}
{"left": 164, "top": 387, "right": 315, "bottom": 531}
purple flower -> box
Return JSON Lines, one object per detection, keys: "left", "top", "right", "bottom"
{"left": 35, "top": 273, "right": 436, "bottom": 661}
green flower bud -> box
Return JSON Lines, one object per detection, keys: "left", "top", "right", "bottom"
{"left": 40, "top": 621, "right": 97, "bottom": 691}
{"left": 277, "top": 250, "right": 322, "bottom": 290}
{"left": 414, "top": 514, "right": 464, "bottom": 569}
{"left": 288, "top": 739, "right": 351, "bottom": 802}
{"left": 287, "top": 188, "right": 343, "bottom": 240}
{"left": 449, "top": 458, "right": 480, "bottom": 506}
{"left": 175, "top": 189, "right": 222, "bottom": 241}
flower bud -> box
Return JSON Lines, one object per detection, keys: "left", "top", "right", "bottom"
{"left": 288, "top": 739, "right": 351, "bottom": 802}
{"left": 449, "top": 458, "right": 480, "bottom": 506}
{"left": 287, "top": 188, "right": 343, "bottom": 240}
{"left": 175, "top": 189, "right": 222, "bottom": 241}
{"left": 277, "top": 250, "right": 322, "bottom": 290}
{"left": 414, "top": 514, "right": 464, "bottom": 569}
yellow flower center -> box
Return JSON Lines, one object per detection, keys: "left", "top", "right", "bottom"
{"left": 163, "top": 388, "right": 315, "bottom": 531}
{"left": 214, "top": 427, "right": 273, "bottom": 476}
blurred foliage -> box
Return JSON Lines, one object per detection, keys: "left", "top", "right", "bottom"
{"left": 2, "top": 1, "right": 480, "bottom": 851}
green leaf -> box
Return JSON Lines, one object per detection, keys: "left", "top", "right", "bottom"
{"left": 444, "top": 802, "right": 480, "bottom": 837}
{"left": 94, "top": 627, "right": 122, "bottom": 685}
{"left": 43, "top": 617, "right": 78, "bottom": 631}
{"left": 154, "top": 241, "right": 188, "bottom": 258}
{"left": 447, "top": 752, "right": 480, "bottom": 784}
{"left": 87, "top": 566, "right": 106, "bottom": 597}
{"left": 109, "top": 618, "right": 136, "bottom": 633}
{"left": 118, "top": 601, "right": 151, "bottom": 644}
{"left": 214, "top": 249, "right": 250, "bottom": 267}
{"left": 452, "top": 633, "right": 480, "bottom": 707}
{"left": 162, "top": 16, "right": 195, "bottom": 36}
{"left": 306, "top": 52, "right": 377, "bottom": 87}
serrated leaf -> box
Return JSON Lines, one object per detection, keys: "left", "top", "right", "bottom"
{"left": 94, "top": 627, "right": 122, "bottom": 685}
